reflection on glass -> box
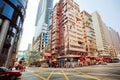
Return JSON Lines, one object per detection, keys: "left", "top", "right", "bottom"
{"left": 10, "top": 0, "right": 20, "bottom": 7}
{"left": 2, "top": 3, "right": 14, "bottom": 19}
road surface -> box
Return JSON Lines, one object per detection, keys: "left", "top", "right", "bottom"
{"left": 20, "top": 63, "right": 120, "bottom": 80}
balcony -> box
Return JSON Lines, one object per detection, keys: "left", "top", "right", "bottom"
{"left": 69, "top": 47, "right": 85, "bottom": 52}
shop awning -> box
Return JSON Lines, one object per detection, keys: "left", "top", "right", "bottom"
{"left": 99, "top": 53, "right": 110, "bottom": 56}
{"left": 43, "top": 53, "right": 52, "bottom": 56}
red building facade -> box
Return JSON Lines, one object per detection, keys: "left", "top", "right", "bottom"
{"left": 49, "top": 0, "right": 86, "bottom": 57}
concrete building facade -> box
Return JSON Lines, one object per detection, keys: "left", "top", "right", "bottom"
{"left": 92, "top": 12, "right": 105, "bottom": 53}
{"left": 108, "top": 28, "right": 120, "bottom": 57}
{"left": 49, "top": 0, "right": 97, "bottom": 57}
{"left": 81, "top": 11, "right": 97, "bottom": 57}
{"left": 92, "top": 11, "right": 120, "bottom": 57}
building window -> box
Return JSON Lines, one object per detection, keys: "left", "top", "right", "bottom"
{"left": 0, "top": 0, "right": 5, "bottom": 12}
{"left": 10, "top": 0, "right": 20, "bottom": 7}
{"left": 21, "top": 8, "right": 25, "bottom": 15}
{"left": 2, "top": 3, "right": 14, "bottom": 19}
{"left": 0, "top": 18, "right": 3, "bottom": 33}
{"left": 16, "top": 16, "right": 21, "bottom": 26}
{"left": 20, "top": 0, "right": 27, "bottom": 8}
{"left": 0, "top": 18, "right": 3, "bottom": 26}
{"left": 8, "top": 26, "right": 17, "bottom": 37}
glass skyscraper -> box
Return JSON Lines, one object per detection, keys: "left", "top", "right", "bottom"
{"left": 33, "top": 0, "right": 53, "bottom": 52}
{"left": 0, "top": 0, "right": 27, "bottom": 67}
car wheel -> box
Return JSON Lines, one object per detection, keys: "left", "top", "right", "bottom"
{"left": 10, "top": 75, "right": 17, "bottom": 80}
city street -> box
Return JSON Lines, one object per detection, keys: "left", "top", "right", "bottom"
{"left": 19, "top": 63, "right": 120, "bottom": 80}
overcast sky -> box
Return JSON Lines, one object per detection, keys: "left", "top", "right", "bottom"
{"left": 19, "top": 0, "right": 120, "bottom": 51}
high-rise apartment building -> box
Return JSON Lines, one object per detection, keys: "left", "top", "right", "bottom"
{"left": 50, "top": 0, "right": 86, "bottom": 57}
{"left": 0, "top": 0, "right": 28, "bottom": 66}
{"left": 32, "top": 0, "right": 53, "bottom": 53}
{"left": 92, "top": 11, "right": 120, "bottom": 57}
{"left": 108, "top": 28, "right": 120, "bottom": 57}
{"left": 81, "top": 11, "right": 97, "bottom": 57}
{"left": 92, "top": 12, "right": 105, "bottom": 53}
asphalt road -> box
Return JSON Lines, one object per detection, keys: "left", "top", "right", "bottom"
{"left": 20, "top": 63, "right": 120, "bottom": 80}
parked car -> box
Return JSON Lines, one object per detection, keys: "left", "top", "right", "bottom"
{"left": 110, "top": 58, "right": 120, "bottom": 63}
{"left": 0, "top": 67, "right": 22, "bottom": 80}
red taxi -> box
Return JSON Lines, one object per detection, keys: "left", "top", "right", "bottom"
{"left": 0, "top": 67, "right": 22, "bottom": 80}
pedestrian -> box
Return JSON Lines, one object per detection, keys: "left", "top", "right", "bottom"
{"left": 49, "top": 60, "right": 52, "bottom": 67}
{"left": 72, "top": 61, "right": 75, "bottom": 68}
{"left": 23, "top": 65, "right": 26, "bottom": 71}
{"left": 12, "top": 67, "right": 16, "bottom": 70}
{"left": 78, "top": 59, "right": 80, "bottom": 67}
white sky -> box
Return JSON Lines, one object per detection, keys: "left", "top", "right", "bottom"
{"left": 19, "top": 0, "right": 120, "bottom": 51}
{"left": 19, "top": 0, "right": 39, "bottom": 50}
